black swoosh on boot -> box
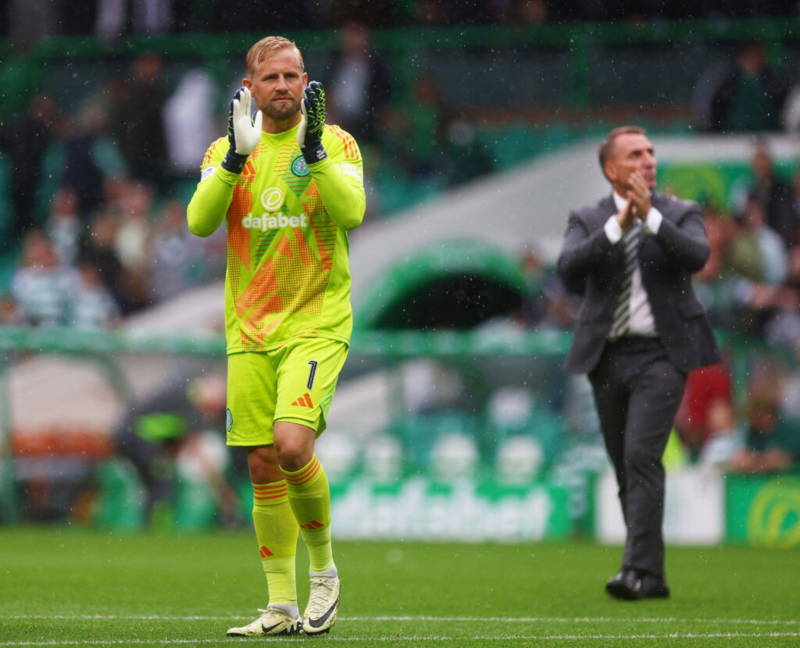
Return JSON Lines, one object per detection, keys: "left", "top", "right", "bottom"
{"left": 308, "top": 598, "right": 339, "bottom": 628}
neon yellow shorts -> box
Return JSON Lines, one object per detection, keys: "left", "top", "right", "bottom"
{"left": 225, "top": 337, "right": 348, "bottom": 447}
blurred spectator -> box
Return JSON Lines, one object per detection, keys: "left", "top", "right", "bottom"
{"left": 46, "top": 187, "right": 82, "bottom": 267}
{"left": 747, "top": 142, "right": 798, "bottom": 249}
{"left": 68, "top": 254, "right": 122, "bottom": 330}
{"left": 114, "top": 181, "right": 154, "bottom": 273}
{"left": 675, "top": 362, "right": 735, "bottom": 457}
{"left": 722, "top": 199, "right": 787, "bottom": 337}
{"left": 695, "top": 201, "right": 732, "bottom": 283}
{"left": 763, "top": 286, "right": 800, "bottom": 348}
{"left": 96, "top": 0, "right": 172, "bottom": 42}
{"left": 706, "top": 42, "right": 788, "bottom": 133}
{"left": 728, "top": 392, "right": 800, "bottom": 473}
{"left": 725, "top": 198, "right": 786, "bottom": 285}
{"left": 780, "top": 81, "right": 800, "bottom": 132}
{"left": 0, "top": 293, "right": 21, "bottom": 325}
{"left": 10, "top": 230, "right": 72, "bottom": 327}
{"left": 80, "top": 211, "right": 147, "bottom": 315}
{"left": 80, "top": 212, "right": 123, "bottom": 295}
{"left": 61, "top": 102, "right": 117, "bottom": 217}
{"left": 163, "top": 69, "right": 217, "bottom": 178}
{"left": 326, "top": 21, "right": 391, "bottom": 145}
{"left": 697, "top": 399, "right": 740, "bottom": 470}
{"left": 0, "top": 94, "right": 56, "bottom": 241}
{"left": 109, "top": 53, "right": 168, "bottom": 191}
{"left": 148, "top": 199, "right": 200, "bottom": 302}
{"left": 692, "top": 201, "right": 741, "bottom": 330}
{"left": 113, "top": 370, "right": 240, "bottom": 528}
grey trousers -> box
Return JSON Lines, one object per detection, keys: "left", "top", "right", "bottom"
{"left": 588, "top": 336, "right": 686, "bottom": 577}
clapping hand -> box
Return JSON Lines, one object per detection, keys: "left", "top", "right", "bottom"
{"left": 221, "top": 87, "right": 263, "bottom": 174}
{"left": 628, "top": 172, "right": 652, "bottom": 220}
{"left": 617, "top": 198, "right": 637, "bottom": 230}
{"left": 296, "top": 81, "right": 327, "bottom": 164}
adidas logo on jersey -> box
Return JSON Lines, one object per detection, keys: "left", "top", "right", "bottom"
{"left": 243, "top": 213, "right": 308, "bottom": 232}
{"left": 291, "top": 393, "right": 314, "bottom": 408}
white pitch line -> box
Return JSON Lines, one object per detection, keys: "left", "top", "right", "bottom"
{"left": 1, "top": 614, "right": 798, "bottom": 626}
{"left": 0, "top": 632, "right": 800, "bottom": 646}
{"left": 346, "top": 616, "right": 800, "bottom": 626}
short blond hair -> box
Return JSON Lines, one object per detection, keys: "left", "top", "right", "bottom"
{"left": 245, "top": 36, "right": 304, "bottom": 76}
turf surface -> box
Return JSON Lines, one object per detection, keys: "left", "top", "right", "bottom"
{"left": 0, "top": 526, "right": 797, "bottom": 646}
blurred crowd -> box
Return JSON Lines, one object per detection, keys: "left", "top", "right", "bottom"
{"left": 111, "top": 367, "right": 246, "bottom": 529}
{"left": 0, "top": 51, "right": 227, "bottom": 328}
{"left": 678, "top": 142, "right": 800, "bottom": 472}
{"left": 1, "top": 185, "right": 225, "bottom": 329}
{"left": 690, "top": 143, "right": 800, "bottom": 347}
{"left": 4, "top": 1, "right": 799, "bottom": 42}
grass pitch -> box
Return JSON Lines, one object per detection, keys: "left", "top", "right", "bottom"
{"left": 0, "top": 526, "right": 798, "bottom": 647}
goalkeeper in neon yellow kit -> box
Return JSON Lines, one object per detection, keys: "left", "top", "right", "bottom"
{"left": 186, "top": 35, "right": 365, "bottom": 637}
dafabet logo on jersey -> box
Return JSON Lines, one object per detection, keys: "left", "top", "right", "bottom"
{"left": 260, "top": 187, "right": 284, "bottom": 210}
{"left": 242, "top": 186, "right": 309, "bottom": 231}
{"left": 243, "top": 213, "right": 308, "bottom": 231}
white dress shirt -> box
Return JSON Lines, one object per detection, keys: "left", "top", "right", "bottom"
{"left": 603, "top": 192, "right": 663, "bottom": 337}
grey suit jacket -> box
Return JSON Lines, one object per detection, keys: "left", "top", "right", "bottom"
{"left": 557, "top": 192, "right": 720, "bottom": 374}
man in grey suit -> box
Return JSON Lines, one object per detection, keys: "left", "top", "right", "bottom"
{"left": 557, "top": 126, "right": 719, "bottom": 600}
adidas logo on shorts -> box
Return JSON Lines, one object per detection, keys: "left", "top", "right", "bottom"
{"left": 291, "top": 393, "right": 314, "bottom": 408}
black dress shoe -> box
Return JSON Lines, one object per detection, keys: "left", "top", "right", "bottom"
{"left": 606, "top": 569, "right": 671, "bottom": 600}
{"left": 641, "top": 573, "right": 670, "bottom": 599}
{"left": 605, "top": 569, "right": 643, "bottom": 600}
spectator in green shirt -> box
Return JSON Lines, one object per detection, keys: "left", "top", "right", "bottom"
{"left": 729, "top": 393, "right": 800, "bottom": 473}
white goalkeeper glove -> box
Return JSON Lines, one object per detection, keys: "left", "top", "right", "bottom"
{"left": 221, "top": 87, "right": 263, "bottom": 173}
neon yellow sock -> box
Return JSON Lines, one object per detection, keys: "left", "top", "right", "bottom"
{"left": 251, "top": 481, "right": 299, "bottom": 606}
{"left": 282, "top": 455, "right": 334, "bottom": 573}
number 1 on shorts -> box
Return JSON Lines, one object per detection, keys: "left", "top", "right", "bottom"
{"left": 307, "top": 360, "right": 318, "bottom": 390}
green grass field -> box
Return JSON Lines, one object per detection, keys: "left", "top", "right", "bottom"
{"left": 0, "top": 526, "right": 798, "bottom": 647}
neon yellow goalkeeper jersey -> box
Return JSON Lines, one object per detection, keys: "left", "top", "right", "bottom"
{"left": 187, "top": 122, "right": 365, "bottom": 353}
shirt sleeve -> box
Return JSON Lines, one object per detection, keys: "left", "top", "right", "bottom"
{"left": 605, "top": 207, "right": 662, "bottom": 241}
{"left": 309, "top": 126, "right": 366, "bottom": 231}
{"left": 604, "top": 215, "right": 623, "bottom": 243}
{"left": 186, "top": 138, "right": 237, "bottom": 238}
{"left": 645, "top": 207, "right": 663, "bottom": 234}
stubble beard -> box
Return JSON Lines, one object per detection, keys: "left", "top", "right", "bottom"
{"left": 264, "top": 96, "right": 300, "bottom": 122}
